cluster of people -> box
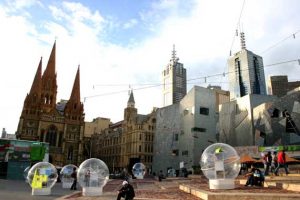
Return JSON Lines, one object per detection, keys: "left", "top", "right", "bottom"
{"left": 245, "top": 150, "right": 289, "bottom": 187}
{"left": 263, "top": 150, "right": 289, "bottom": 176}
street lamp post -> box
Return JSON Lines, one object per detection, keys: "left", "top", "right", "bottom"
{"left": 89, "top": 139, "right": 92, "bottom": 158}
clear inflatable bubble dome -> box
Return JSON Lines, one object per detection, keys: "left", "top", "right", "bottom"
{"left": 60, "top": 164, "right": 78, "bottom": 184}
{"left": 132, "top": 162, "right": 146, "bottom": 179}
{"left": 77, "top": 158, "right": 109, "bottom": 188}
{"left": 200, "top": 143, "right": 240, "bottom": 180}
{"left": 27, "top": 162, "right": 58, "bottom": 189}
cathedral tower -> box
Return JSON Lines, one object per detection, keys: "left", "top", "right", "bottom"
{"left": 17, "top": 41, "right": 85, "bottom": 166}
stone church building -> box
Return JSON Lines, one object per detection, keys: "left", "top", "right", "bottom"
{"left": 17, "top": 41, "right": 85, "bottom": 166}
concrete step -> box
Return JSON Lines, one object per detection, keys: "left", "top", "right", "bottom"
{"left": 179, "top": 184, "right": 300, "bottom": 200}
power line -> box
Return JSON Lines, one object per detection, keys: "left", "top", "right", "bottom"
{"left": 84, "top": 58, "right": 299, "bottom": 101}
{"left": 264, "top": 59, "right": 300, "bottom": 67}
{"left": 93, "top": 83, "right": 158, "bottom": 88}
{"left": 224, "top": 0, "right": 246, "bottom": 88}
{"left": 229, "top": 0, "right": 246, "bottom": 56}
{"left": 260, "top": 30, "right": 300, "bottom": 55}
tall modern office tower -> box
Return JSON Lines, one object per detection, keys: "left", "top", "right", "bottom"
{"left": 228, "top": 32, "right": 267, "bottom": 100}
{"left": 162, "top": 45, "right": 187, "bottom": 106}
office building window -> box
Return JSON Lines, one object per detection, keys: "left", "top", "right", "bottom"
{"left": 172, "top": 149, "right": 179, "bottom": 156}
{"left": 174, "top": 133, "right": 179, "bottom": 141}
{"left": 182, "top": 150, "right": 189, "bottom": 156}
{"left": 200, "top": 107, "right": 209, "bottom": 115}
{"left": 191, "top": 127, "right": 206, "bottom": 132}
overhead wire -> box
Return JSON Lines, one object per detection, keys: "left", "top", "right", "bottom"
{"left": 84, "top": 58, "right": 299, "bottom": 101}
{"left": 220, "top": 0, "right": 246, "bottom": 88}
{"left": 260, "top": 30, "right": 300, "bottom": 55}
{"left": 229, "top": 0, "right": 246, "bottom": 56}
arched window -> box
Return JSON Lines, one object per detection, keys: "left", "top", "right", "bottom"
{"left": 68, "top": 146, "right": 73, "bottom": 161}
{"left": 45, "top": 125, "right": 57, "bottom": 146}
{"left": 40, "top": 129, "right": 45, "bottom": 142}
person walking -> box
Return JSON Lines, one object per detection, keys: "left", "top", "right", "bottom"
{"left": 274, "top": 150, "right": 289, "bottom": 176}
{"left": 271, "top": 152, "right": 278, "bottom": 173}
{"left": 158, "top": 170, "right": 164, "bottom": 182}
{"left": 264, "top": 152, "right": 272, "bottom": 176}
{"left": 70, "top": 167, "right": 77, "bottom": 190}
{"left": 117, "top": 180, "right": 135, "bottom": 200}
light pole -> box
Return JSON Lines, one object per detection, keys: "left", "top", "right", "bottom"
{"left": 89, "top": 139, "right": 92, "bottom": 158}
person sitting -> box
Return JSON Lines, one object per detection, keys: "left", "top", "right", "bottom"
{"left": 117, "top": 181, "right": 135, "bottom": 200}
{"left": 244, "top": 165, "right": 264, "bottom": 186}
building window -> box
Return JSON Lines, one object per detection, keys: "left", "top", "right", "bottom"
{"left": 67, "top": 146, "right": 73, "bottom": 160}
{"left": 182, "top": 150, "right": 189, "bottom": 156}
{"left": 191, "top": 127, "right": 206, "bottom": 132}
{"left": 174, "top": 133, "right": 178, "bottom": 141}
{"left": 58, "top": 132, "right": 63, "bottom": 146}
{"left": 172, "top": 149, "right": 179, "bottom": 156}
{"left": 139, "top": 145, "right": 141, "bottom": 152}
{"left": 40, "top": 129, "right": 45, "bottom": 142}
{"left": 45, "top": 125, "right": 57, "bottom": 146}
{"left": 183, "top": 109, "right": 189, "bottom": 115}
{"left": 200, "top": 107, "right": 209, "bottom": 115}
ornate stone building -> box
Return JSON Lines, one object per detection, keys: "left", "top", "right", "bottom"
{"left": 16, "top": 41, "right": 85, "bottom": 166}
{"left": 92, "top": 91, "right": 157, "bottom": 173}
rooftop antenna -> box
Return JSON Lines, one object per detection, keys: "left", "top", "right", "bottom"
{"left": 172, "top": 44, "right": 176, "bottom": 61}
{"left": 240, "top": 24, "right": 246, "bottom": 50}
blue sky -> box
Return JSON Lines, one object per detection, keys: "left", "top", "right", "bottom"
{"left": 0, "top": 0, "right": 300, "bottom": 134}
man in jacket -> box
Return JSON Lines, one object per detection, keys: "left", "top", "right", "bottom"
{"left": 274, "top": 150, "right": 289, "bottom": 176}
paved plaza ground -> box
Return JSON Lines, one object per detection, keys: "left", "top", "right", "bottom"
{"left": 1, "top": 174, "right": 300, "bottom": 200}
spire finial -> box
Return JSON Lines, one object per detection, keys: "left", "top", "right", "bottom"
{"left": 127, "top": 89, "right": 135, "bottom": 108}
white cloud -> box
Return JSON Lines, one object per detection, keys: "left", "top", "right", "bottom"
{"left": 7, "top": 0, "right": 42, "bottom": 10}
{"left": 123, "top": 18, "right": 138, "bottom": 29}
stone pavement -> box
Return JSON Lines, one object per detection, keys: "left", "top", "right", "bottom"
{"left": 57, "top": 178, "right": 199, "bottom": 200}
{"left": 2, "top": 175, "right": 300, "bottom": 200}
{"left": 0, "top": 178, "right": 75, "bottom": 200}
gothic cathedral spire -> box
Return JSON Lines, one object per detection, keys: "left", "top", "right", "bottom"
{"left": 29, "top": 57, "right": 42, "bottom": 97}
{"left": 127, "top": 90, "right": 135, "bottom": 108}
{"left": 69, "top": 66, "right": 81, "bottom": 103}
{"left": 23, "top": 57, "right": 42, "bottom": 113}
{"left": 41, "top": 41, "right": 57, "bottom": 112}
{"left": 64, "top": 66, "right": 84, "bottom": 122}
{"left": 43, "top": 41, "right": 56, "bottom": 78}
